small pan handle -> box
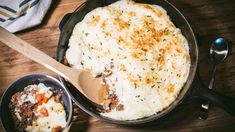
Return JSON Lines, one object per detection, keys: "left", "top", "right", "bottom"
{"left": 193, "top": 75, "right": 235, "bottom": 116}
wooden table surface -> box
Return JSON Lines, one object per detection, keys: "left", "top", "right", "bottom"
{"left": 1, "top": 0, "right": 235, "bottom": 131}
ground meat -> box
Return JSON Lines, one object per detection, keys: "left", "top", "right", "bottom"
{"left": 9, "top": 101, "right": 37, "bottom": 131}
{"left": 102, "top": 91, "right": 119, "bottom": 112}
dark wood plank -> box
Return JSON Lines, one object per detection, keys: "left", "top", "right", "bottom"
{"left": 0, "top": 0, "right": 235, "bottom": 131}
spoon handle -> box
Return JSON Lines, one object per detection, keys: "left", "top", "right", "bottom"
{"left": 208, "top": 65, "right": 217, "bottom": 89}
{"left": 199, "top": 64, "right": 217, "bottom": 119}
{"left": 0, "top": 26, "right": 75, "bottom": 81}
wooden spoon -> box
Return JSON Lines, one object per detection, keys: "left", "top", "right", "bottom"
{"left": 0, "top": 26, "right": 102, "bottom": 105}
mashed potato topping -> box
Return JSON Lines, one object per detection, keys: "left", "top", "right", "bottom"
{"left": 66, "top": 0, "right": 190, "bottom": 120}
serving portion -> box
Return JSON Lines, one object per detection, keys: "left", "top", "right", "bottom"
{"left": 9, "top": 83, "right": 67, "bottom": 132}
{"left": 66, "top": 0, "right": 190, "bottom": 120}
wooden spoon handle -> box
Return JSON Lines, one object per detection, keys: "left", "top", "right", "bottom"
{"left": 0, "top": 27, "right": 92, "bottom": 102}
{"left": 0, "top": 26, "right": 72, "bottom": 80}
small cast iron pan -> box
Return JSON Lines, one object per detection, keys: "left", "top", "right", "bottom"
{"left": 57, "top": 0, "right": 235, "bottom": 125}
{"left": 0, "top": 74, "right": 73, "bottom": 131}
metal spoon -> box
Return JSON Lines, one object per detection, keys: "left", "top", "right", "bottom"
{"left": 199, "top": 38, "right": 229, "bottom": 119}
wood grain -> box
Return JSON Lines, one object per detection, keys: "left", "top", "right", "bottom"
{"left": 0, "top": 0, "right": 235, "bottom": 131}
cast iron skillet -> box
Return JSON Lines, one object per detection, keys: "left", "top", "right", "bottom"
{"left": 57, "top": 0, "right": 235, "bottom": 125}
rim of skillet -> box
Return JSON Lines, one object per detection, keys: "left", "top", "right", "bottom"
{"left": 57, "top": 0, "right": 198, "bottom": 125}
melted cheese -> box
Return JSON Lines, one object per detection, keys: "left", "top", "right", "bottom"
{"left": 66, "top": 0, "right": 190, "bottom": 120}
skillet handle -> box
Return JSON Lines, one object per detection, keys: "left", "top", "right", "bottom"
{"left": 194, "top": 77, "right": 235, "bottom": 116}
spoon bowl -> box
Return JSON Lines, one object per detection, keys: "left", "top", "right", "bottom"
{"left": 210, "top": 38, "right": 229, "bottom": 64}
